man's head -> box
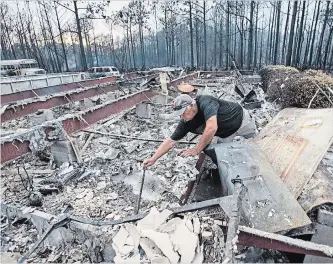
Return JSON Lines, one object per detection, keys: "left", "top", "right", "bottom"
{"left": 173, "top": 94, "right": 198, "bottom": 121}
{"left": 177, "top": 83, "right": 196, "bottom": 95}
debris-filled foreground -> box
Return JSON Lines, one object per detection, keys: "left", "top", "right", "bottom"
{"left": 1, "top": 69, "right": 333, "bottom": 263}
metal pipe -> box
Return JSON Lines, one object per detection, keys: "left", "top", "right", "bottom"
{"left": 136, "top": 168, "right": 146, "bottom": 214}
{"left": 82, "top": 129, "right": 197, "bottom": 145}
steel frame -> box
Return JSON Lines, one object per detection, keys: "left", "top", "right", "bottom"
{"left": 1, "top": 90, "right": 155, "bottom": 164}
{"left": 0, "top": 72, "right": 200, "bottom": 164}
{"left": 1, "top": 76, "right": 117, "bottom": 105}
{"left": 1, "top": 82, "right": 119, "bottom": 123}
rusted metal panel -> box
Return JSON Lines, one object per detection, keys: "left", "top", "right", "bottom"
{"left": 1, "top": 90, "right": 156, "bottom": 164}
{"left": 62, "top": 91, "right": 154, "bottom": 134}
{"left": 1, "top": 76, "right": 117, "bottom": 104}
{"left": 1, "top": 83, "right": 119, "bottom": 123}
{"left": 254, "top": 108, "right": 333, "bottom": 198}
{"left": 0, "top": 140, "right": 30, "bottom": 164}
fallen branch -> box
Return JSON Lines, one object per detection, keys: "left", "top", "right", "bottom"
{"left": 308, "top": 88, "right": 320, "bottom": 108}
{"left": 311, "top": 80, "right": 333, "bottom": 106}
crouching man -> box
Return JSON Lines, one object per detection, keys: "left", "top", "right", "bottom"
{"left": 143, "top": 94, "right": 257, "bottom": 167}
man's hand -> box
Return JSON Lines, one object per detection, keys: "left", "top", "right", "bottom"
{"left": 181, "top": 147, "right": 200, "bottom": 157}
{"left": 143, "top": 157, "right": 156, "bottom": 168}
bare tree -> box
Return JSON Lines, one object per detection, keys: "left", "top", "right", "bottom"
{"left": 286, "top": 1, "right": 298, "bottom": 66}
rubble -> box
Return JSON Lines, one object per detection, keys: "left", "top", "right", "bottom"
{"left": 259, "top": 65, "right": 299, "bottom": 95}
{"left": 259, "top": 66, "right": 333, "bottom": 108}
{"left": 112, "top": 207, "right": 203, "bottom": 263}
{"left": 282, "top": 70, "right": 333, "bottom": 108}
{"left": 1, "top": 70, "right": 333, "bottom": 263}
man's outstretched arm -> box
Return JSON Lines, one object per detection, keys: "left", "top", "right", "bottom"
{"left": 143, "top": 138, "right": 177, "bottom": 167}
{"left": 182, "top": 116, "right": 217, "bottom": 157}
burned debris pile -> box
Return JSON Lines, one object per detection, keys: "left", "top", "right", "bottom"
{"left": 112, "top": 207, "right": 205, "bottom": 263}
{"left": 259, "top": 65, "right": 299, "bottom": 97}
{"left": 1, "top": 69, "right": 333, "bottom": 263}
{"left": 260, "top": 65, "right": 333, "bottom": 108}
{"left": 283, "top": 70, "right": 333, "bottom": 108}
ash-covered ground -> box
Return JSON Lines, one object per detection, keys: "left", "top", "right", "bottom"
{"left": 3, "top": 74, "right": 330, "bottom": 263}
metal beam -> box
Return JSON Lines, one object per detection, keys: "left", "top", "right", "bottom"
{"left": 238, "top": 225, "right": 333, "bottom": 258}
{"left": 69, "top": 197, "right": 225, "bottom": 226}
{"left": 1, "top": 82, "right": 119, "bottom": 123}
{"left": 1, "top": 74, "right": 158, "bottom": 123}
{"left": 1, "top": 90, "right": 155, "bottom": 164}
{"left": 1, "top": 76, "right": 117, "bottom": 105}
{"left": 0, "top": 73, "right": 144, "bottom": 105}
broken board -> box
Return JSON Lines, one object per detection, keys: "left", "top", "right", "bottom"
{"left": 254, "top": 108, "right": 333, "bottom": 198}
{"left": 297, "top": 162, "right": 333, "bottom": 212}
{"left": 206, "top": 141, "right": 311, "bottom": 233}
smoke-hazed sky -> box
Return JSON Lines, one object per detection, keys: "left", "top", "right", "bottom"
{"left": 6, "top": 0, "right": 317, "bottom": 41}
{"left": 6, "top": 0, "right": 131, "bottom": 39}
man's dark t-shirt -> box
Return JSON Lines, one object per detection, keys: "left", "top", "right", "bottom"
{"left": 170, "top": 95, "right": 243, "bottom": 141}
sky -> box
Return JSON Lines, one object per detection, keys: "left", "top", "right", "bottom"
{"left": 6, "top": 0, "right": 131, "bottom": 39}
{"left": 6, "top": 0, "right": 318, "bottom": 41}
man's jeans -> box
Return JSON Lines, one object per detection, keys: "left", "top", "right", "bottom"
{"left": 216, "top": 108, "right": 258, "bottom": 143}
{"left": 205, "top": 108, "right": 258, "bottom": 164}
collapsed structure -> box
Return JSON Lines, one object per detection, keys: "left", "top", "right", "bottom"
{"left": 0, "top": 67, "right": 333, "bottom": 263}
